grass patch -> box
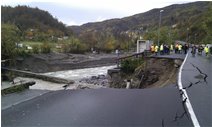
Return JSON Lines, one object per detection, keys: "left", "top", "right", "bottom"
{"left": 120, "top": 58, "right": 144, "bottom": 74}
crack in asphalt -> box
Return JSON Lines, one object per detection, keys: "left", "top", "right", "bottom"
{"left": 171, "top": 95, "right": 189, "bottom": 123}
{"left": 161, "top": 119, "right": 165, "bottom": 127}
{"left": 194, "top": 80, "right": 201, "bottom": 84}
{"left": 182, "top": 97, "right": 187, "bottom": 104}
{"left": 182, "top": 63, "right": 208, "bottom": 90}
{"left": 183, "top": 82, "right": 193, "bottom": 90}
{"left": 181, "top": 97, "right": 190, "bottom": 119}
{"left": 182, "top": 80, "right": 202, "bottom": 90}
{"left": 173, "top": 111, "right": 187, "bottom": 122}
{"left": 191, "top": 63, "right": 208, "bottom": 83}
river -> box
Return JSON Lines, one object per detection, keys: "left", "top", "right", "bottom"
{"left": 44, "top": 65, "right": 116, "bottom": 81}
{"left": 29, "top": 65, "right": 116, "bottom": 90}
{"left": 2, "top": 65, "right": 116, "bottom": 91}
{"left": 2, "top": 65, "right": 116, "bottom": 109}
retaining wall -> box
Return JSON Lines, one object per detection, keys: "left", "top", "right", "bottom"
{"left": 2, "top": 67, "right": 74, "bottom": 84}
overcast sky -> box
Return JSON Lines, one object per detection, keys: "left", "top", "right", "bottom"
{"left": 2, "top": 0, "right": 200, "bottom": 26}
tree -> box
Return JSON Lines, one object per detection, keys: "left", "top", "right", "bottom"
{"left": 1, "top": 23, "right": 20, "bottom": 60}
{"left": 32, "top": 45, "right": 40, "bottom": 54}
{"left": 41, "top": 42, "right": 51, "bottom": 53}
{"left": 61, "top": 37, "right": 87, "bottom": 54}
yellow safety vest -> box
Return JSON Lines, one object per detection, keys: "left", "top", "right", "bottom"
{"left": 160, "top": 45, "right": 163, "bottom": 51}
{"left": 205, "top": 47, "right": 209, "bottom": 53}
{"left": 170, "top": 45, "right": 173, "bottom": 50}
{"left": 155, "top": 46, "right": 158, "bottom": 52}
{"left": 178, "top": 45, "right": 182, "bottom": 50}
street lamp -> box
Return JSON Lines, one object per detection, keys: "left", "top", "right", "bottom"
{"left": 186, "top": 28, "right": 189, "bottom": 42}
{"left": 157, "top": 10, "right": 164, "bottom": 46}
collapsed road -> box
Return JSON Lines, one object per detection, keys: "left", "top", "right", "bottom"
{"left": 1, "top": 51, "right": 211, "bottom": 126}
{"left": 178, "top": 51, "right": 212, "bottom": 127}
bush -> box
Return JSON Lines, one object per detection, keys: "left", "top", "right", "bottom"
{"left": 32, "top": 45, "right": 40, "bottom": 54}
{"left": 41, "top": 43, "right": 51, "bottom": 53}
{"left": 121, "top": 58, "right": 144, "bottom": 74}
{"left": 2, "top": 24, "right": 20, "bottom": 59}
{"left": 17, "top": 48, "right": 30, "bottom": 57}
{"left": 61, "top": 38, "right": 88, "bottom": 54}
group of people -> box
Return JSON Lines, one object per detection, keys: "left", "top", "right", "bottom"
{"left": 191, "top": 44, "right": 210, "bottom": 56}
{"left": 150, "top": 43, "right": 189, "bottom": 56}
{"left": 150, "top": 43, "right": 211, "bottom": 57}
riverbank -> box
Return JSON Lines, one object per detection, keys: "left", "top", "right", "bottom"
{"left": 10, "top": 52, "right": 120, "bottom": 73}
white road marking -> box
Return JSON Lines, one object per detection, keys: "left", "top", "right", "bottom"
{"left": 178, "top": 53, "right": 200, "bottom": 127}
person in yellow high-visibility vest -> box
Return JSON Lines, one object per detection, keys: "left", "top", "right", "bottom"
{"left": 155, "top": 45, "right": 159, "bottom": 55}
{"left": 178, "top": 44, "right": 182, "bottom": 54}
{"left": 204, "top": 46, "right": 209, "bottom": 56}
{"left": 170, "top": 44, "right": 174, "bottom": 53}
{"left": 160, "top": 44, "right": 164, "bottom": 55}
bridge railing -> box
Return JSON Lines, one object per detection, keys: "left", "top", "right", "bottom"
{"left": 116, "top": 51, "right": 147, "bottom": 68}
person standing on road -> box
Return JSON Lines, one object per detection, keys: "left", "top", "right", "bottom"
{"left": 191, "top": 45, "right": 196, "bottom": 56}
{"left": 175, "top": 43, "right": 179, "bottom": 54}
{"left": 204, "top": 46, "right": 209, "bottom": 56}
{"left": 116, "top": 49, "right": 120, "bottom": 68}
{"left": 151, "top": 44, "right": 155, "bottom": 54}
{"left": 155, "top": 45, "right": 159, "bottom": 56}
{"left": 160, "top": 44, "right": 164, "bottom": 55}
{"left": 178, "top": 44, "right": 182, "bottom": 54}
{"left": 183, "top": 44, "right": 188, "bottom": 54}
{"left": 170, "top": 44, "right": 174, "bottom": 54}
{"left": 198, "top": 45, "right": 204, "bottom": 55}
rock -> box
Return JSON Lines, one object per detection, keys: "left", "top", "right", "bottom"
{"left": 174, "top": 59, "right": 182, "bottom": 68}
{"left": 91, "top": 76, "right": 97, "bottom": 80}
{"left": 146, "top": 75, "right": 159, "bottom": 84}
{"left": 62, "top": 84, "right": 70, "bottom": 89}
{"left": 77, "top": 85, "right": 90, "bottom": 89}
{"left": 150, "top": 70, "right": 156, "bottom": 74}
{"left": 2, "top": 81, "right": 36, "bottom": 95}
{"left": 98, "top": 75, "right": 106, "bottom": 79}
{"left": 24, "top": 68, "right": 30, "bottom": 71}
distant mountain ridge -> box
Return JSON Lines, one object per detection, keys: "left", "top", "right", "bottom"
{"left": 1, "top": 5, "right": 70, "bottom": 38}
{"left": 71, "top": 1, "right": 210, "bottom": 32}
{"left": 69, "top": 1, "right": 212, "bottom": 44}
{"left": 1, "top": 1, "right": 212, "bottom": 46}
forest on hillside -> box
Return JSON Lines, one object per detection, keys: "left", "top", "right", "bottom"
{"left": 2, "top": 6, "right": 70, "bottom": 41}
{"left": 71, "top": 1, "right": 212, "bottom": 47}
{"left": 2, "top": 1, "right": 212, "bottom": 60}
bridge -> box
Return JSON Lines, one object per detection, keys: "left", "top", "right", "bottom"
{"left": 1, "top": 51, "right": 211, "bottom": 126}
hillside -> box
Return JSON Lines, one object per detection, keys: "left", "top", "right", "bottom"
{"left": 70, "top": 1, "right": 212, "bottom": 46}
{"left": 1, "top": 5, "right": 71, "bottom": 41}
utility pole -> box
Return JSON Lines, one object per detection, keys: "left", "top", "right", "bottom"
{"left": 186, "top": 28, "right": 189, "bottom": 42}
{"left": 157, "top": 10, "right": 164, "bottom": 46}
{"left": 194, "top": 33, "right": 197, "bottom": 43}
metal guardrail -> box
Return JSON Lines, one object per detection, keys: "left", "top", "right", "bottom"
{"left": 118, "top": 52, "right": 145, "bottom": 61}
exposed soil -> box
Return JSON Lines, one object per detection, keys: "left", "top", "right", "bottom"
{"left": 142, "top": 58, "right": 179, "bottom": 88}
{"left": 4, "top": 52, "right": 182, "bottom": 90}
{"left": 11, "top": 52, "right": 120, "bottom": 73}
{"left": 109, "top": 58, "right": 182, "bottom": 88}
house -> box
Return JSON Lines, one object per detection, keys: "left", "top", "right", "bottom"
{"left": 136, "top": 40, "right": 153, "bottom": 53}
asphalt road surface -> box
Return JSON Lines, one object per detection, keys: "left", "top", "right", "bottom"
{"left": 2, "top": 86, "right": 192, "bottom": 127}
{"left": 2, "top": 51, "right": 211, "bottom": 127}
{"left": 180, "top": 51, "right": 212, "bottom": 126}
{"left": 149, "top": 53, "right": 186, "bottom": 60}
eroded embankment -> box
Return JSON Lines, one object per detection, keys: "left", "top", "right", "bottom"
{"left": 9, "top": 53, "right": 117, "bottom": 73}
{"left": 109, "top": 58, "right": 183, "bottom": 88}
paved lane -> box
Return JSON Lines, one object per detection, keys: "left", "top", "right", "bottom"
{"left": 2, "top": 86, "right": 192, "bottom": 127}
{"left": 181, "top": 52, "right": 212, "bottom": 126}
{"left": 149, "top": 53, "right": 186, "bottom": 60}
